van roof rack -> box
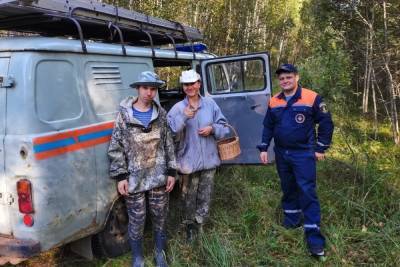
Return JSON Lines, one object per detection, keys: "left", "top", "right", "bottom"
{"left": 0, "top": 0, "right": 203, "bottom": 49}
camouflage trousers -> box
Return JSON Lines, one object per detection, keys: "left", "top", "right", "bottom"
{"left": 180, "top": 168, "right": 216, "bottom": 225}
{"left": 125, "top": 186, "right": 169, "bottom": 241}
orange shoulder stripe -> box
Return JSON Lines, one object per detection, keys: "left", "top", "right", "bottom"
{"left": 269, "top": 94, "right": 286, "bottom": 108}
{"left": 294, "top": 88, "right": 317, "bottom": 107}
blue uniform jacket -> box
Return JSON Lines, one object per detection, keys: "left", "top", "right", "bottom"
{"left": 258, "top": 86, "right": 334, "bottom": 153}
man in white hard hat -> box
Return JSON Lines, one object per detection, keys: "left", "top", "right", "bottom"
{"left": 167, "top": 69, "right": 228, "bottom": 242}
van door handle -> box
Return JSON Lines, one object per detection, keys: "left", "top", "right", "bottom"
{"left": 0, "top": 76, "right": 15, "bottom": 88}
{"left": 250, "top": 104, "right": 261, "bottom": 110}
{"left": 7, "top": 193, "right": 14, "bottom": 205}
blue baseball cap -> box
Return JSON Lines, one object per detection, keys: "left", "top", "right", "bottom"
{"left": 130, "top": 71, "right": 165, "bottom": 88}
{"left": 275, "top": 64, "right": 298, "bottom": 75}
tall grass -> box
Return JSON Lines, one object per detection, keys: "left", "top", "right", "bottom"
{"left": 21, "top": 113, "right": 400, "bottom": 266}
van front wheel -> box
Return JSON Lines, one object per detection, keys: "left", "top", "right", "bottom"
{"left": 92, "top": 199, "right": 130, "bottom": 258}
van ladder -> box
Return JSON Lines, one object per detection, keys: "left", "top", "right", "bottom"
{"left": 0, "top": 0, "right": 203, "bottom": 48}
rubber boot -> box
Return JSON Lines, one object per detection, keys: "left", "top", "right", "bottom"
{"left": 186, "top": 223, "right": 198, "bottom": 244}
{"left": 197, "top": 223, "right": 204, "bottom": 234}
{"left": 154, "top": 231, "right": 168, "bottom": 267}
{"left": 129, "top": 239, "right": 144, "bottom": 267}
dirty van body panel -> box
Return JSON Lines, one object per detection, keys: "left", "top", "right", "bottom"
{"left": 6, "top": 135, "right": 98, "bottom": 250}
{"left": 201, "top": 53, "right": 274, "bottom": 164}
{"left": 0, "top": 55, "right": 12, "bottom": 236}
{"left": 4, "top": 52, "right": 98, "bottom": 251}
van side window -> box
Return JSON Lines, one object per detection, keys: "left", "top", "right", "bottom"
{"left": 35, "top": 60, "right": 82, "bottom": 122}
{"left": 205, "top": 58, "right": 266, "bottom": 94}
{"left": 86, "top": 62, "right": 150, "bottom": 118}
{"left": 208, "top": 64, "right": 229, "bottom": 93}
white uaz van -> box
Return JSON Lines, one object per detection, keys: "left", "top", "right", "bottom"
{"left": 0, "top": 0, "right": 273, "bottom": 263}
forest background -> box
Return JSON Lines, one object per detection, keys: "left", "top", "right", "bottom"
{"left": 21, "top": 0, "right": 400, "bottom": 266}
{"left": 101, "top": 0, "right": 400, "bottom": 143}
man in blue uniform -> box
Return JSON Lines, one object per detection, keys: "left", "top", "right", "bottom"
{"left": 258, "top": 64, "right": 334, "bottom": 257}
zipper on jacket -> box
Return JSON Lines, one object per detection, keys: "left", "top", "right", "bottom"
{"left": 196, "top": 114, "right": 206, "bottom": 170}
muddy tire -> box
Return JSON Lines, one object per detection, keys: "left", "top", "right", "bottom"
{"left": 92, "top": 199, "right": 130, "bottom": 258}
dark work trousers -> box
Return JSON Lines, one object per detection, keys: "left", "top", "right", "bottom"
{"left": 275, "top": 147, "right": 325, "bottom": 249}
{"left": 125, "top": 186, "right": 169, "bottom": 241}
{"left": 180, "top": 168, "right": 216, "bottom": 225}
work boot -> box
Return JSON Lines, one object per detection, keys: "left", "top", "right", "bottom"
{"left": 154, "top": 231, "right": 168, "bottom": 267}
{"left": 129, "top": 239, "right": 144, "bottom": 267}
{"left": 197, "top": 223, "right": 204, "bottom": 234}
{"left": 309, "top": 246, "right": 326, "bottom": 261}
{"left": 305, "top": 228, "right": 326, "bottom": 257}
{"left": 186, "top": 223, "right": 198, "bottom": 243}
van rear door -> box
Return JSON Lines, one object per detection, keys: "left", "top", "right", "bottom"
{"left": 0, "top": 56, "right": 11, "bottom": 235}
{"left": 201, "top": 53, "right": 273, "bottom": 164}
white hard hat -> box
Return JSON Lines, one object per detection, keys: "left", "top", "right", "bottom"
{"left": 180, "top": 69, "right": 201, "bottom": 83}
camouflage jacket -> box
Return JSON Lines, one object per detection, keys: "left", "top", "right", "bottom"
{"left": 108, "top": 96, "right": 177, "bottom": 193}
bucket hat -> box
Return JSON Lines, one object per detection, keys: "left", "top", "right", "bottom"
{"left": 130, "top": 71, "right": 165, "bottom": 88}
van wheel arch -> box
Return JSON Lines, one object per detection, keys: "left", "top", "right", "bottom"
{"left": 92, "top": 197, "right": 130, "bottom": 258}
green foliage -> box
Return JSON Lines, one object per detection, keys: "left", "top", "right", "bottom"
{"left": 300, "top": 0, "right": 400, "bottom": 138}
{"left": 299, "top": 44, "right": 353, "bottom": 105}
{"left": 101, "top": 0, "right": 400, "bottom": 126}
{"left": 102, "top": 0, "right": 304, "bottom": 63}
{"left": 297, "top": 2, "right": 348, "bottom": 98}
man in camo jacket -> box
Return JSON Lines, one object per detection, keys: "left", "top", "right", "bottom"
{"left": 108, "top": 71, "right": 176, "bottom": 267}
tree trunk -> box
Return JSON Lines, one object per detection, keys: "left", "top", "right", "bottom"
{"left": 362, "top": 14, "right": 373, "bottom": 114}
{"left": 382, "top": 1, "right": 399, "bottom": 144}
{"left": 224, "top": 0, "right": 232, "bottom": 54}
{"left": 372, "top": 78, "right": 378, "bottom": 139}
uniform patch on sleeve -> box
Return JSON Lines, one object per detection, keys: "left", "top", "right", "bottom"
{"left": 319, "top": 102, "right": 328, "bottom": 113}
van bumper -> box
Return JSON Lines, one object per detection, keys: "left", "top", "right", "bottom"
{"left": 0, "top": 236, "right": 40, "bottom": 258}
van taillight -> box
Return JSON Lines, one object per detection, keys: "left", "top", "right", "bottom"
{"left": 17, "top": 179, "right": 34, "bottom": 214}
